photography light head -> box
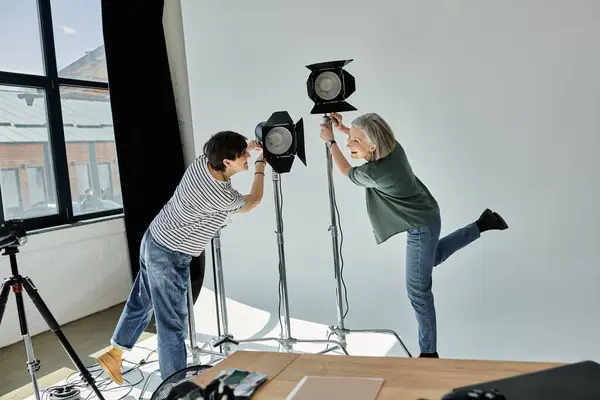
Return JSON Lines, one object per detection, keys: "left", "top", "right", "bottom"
{"left": 255, "top": 111, "right": 306, "bottom": 174}
{"left": 0, "top": 220, "right": 28, "bottom": 250}
{"left": 306, "top": 59, "right": 356, "bottom": 114}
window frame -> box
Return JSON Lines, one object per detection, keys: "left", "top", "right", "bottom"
{"left": 0, "top": 0, "right": 122, "bottom": 231}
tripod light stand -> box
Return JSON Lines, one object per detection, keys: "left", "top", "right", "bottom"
{"left": 306, "top": 60, "right": 413, "bottom": 357}
{"left": 185, "top": 272, "right": 227, "bottom": 364}
{"left": 209, "top": 227, "right": 238, "bottom": 355}
{"left": 0, "top": 221, "right": 106, "bottom": 400}
{"left": 208, "top": 113, "right": 348, "bottom": 355}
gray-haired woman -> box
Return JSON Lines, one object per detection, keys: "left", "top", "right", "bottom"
{"left": 319, "top": 112, "right": 508, "bottom": 358}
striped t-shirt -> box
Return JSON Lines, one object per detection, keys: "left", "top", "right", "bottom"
{"left": 149, "top": 155, "right": 245, "bottom": 256}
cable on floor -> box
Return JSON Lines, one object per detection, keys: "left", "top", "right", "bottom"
{"left": 41, "top": 344, "right": 158, "bottom": 400}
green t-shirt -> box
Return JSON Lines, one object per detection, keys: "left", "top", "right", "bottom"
{"left": 347, "top": 140, "right": 439, "bottom": 244}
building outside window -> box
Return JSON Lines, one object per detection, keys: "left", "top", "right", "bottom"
{"left": 27, "top": 166, "right": 47, "bottom": 206}
{"left": 1, "top": 169, "right": 22, "bottom": 219}
{"left": 0, "top": 0, "right": 123, "bottom": 229}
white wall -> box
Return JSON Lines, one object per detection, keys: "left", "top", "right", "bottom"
{"left": 0, "top": 219, "right": 131, "bottom": 348}
{"left": 181, "top": 0, "right": 600, "bottom": 362}
{"left": 164, "top": 0, "right": 197, "bottom": 167}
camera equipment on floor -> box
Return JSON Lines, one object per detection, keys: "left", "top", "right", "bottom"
{"left": 0, "top": 220, "right": 106, "bottom": 400}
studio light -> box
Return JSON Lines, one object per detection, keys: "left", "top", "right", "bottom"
{"left": 255, "top": 111, "right": 306, "bottom": 174}
{"left": 306, "top": 59, "right": 356, "bottom": 114}
{"left": 306, "top": 59, "right": 413, "bottom": 358}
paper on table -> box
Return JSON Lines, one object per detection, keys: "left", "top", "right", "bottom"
{"left": 285, "top": 376, "right": 385, "bottom": 400}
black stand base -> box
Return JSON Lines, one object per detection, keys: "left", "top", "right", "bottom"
{"left": 212, "top": 335, "right": 240, "bottom": 348}
{"left": 0, "top": 247, "right": 105, "bottom": 400}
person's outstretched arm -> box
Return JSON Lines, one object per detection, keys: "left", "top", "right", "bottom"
{"left": 236, "top": 153, "right": 266, "bottom": 213}
{"left": 320, "top": 121, "right": 352, "bottom": 176}
{"left": 330, "top": 112, "right": 350, "bottom": 135}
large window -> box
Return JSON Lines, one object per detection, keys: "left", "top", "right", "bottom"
{"left": 0, "top": 0, "right": 122, "bottom": 230}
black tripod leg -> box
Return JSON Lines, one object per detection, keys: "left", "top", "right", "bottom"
{"left": 0, "top": 278, "right": 11, "bottom": 324}
{"left": 21, "top": 277, "right": 106, "bottom": 400}
{"left": 13, "top": 279, "right": 42, "bottom": 400}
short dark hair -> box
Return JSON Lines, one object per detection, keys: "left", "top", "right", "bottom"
{"left": 203, "top": 131, "right": 248, "bottom": 171}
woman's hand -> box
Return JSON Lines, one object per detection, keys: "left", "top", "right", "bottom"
{"left": 247, "top": 140, "right": 262, "bottom": 152}
{"left": 320, "top": 123, "right": 335, "bottom": 142}
{"left": 329, "top": 113, "right": 350, "bottom": 134}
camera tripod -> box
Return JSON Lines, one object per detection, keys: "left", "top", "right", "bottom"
{"left": 319, "top": 115, "right": 413, "bottom": 358}
{"left": 210, "top": 171, "right": 348, "bottom": 355}
{"left": 0, "top": 246, "right": 106, "bottom": 400}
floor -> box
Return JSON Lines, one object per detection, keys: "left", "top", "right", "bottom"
{"left": 0, "top": 288, "right": 405, "bottom": 399}
{"left": 0, "top": 303, "right": 155, "bottom": 400}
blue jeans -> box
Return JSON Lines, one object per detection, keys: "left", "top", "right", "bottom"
{"left": 111, "top": 229, "right": 192, "bottom": 379}
{"left": 405, "top": 211, "right": 480, "bottom": 354}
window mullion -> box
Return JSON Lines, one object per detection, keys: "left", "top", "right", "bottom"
{"left": 37, "top": 0, "right": 73, "bottom": 222}
{"left": 0, "top": 71, "right": 48, "bottom": 88}
{"left": 0, "top": 181, "right": 4, "bottom": 222}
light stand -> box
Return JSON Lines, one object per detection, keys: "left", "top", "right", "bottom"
{"left": 185, "top": 274, "right": 226, "bottom": 363}
{"left": 319, "top": 116, "right": 413, "bottom": 358}
{"left": 304, "top": 57, "right": 413, "bottom": 356}
{"left": 207, "top": 113, "right": 348, "bottom": 355}
{"left": 209, "top": 172, "right": 348, "bottom": 355}
{"left": 0, "top": 221, "right": 106, "bottom": 400}
{"left": 210, "top": 227, "right": 239, "bottom": 355}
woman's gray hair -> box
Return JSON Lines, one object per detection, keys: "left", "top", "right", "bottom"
{"left": 350, "top": 113, "right": 396, "bottom": 160}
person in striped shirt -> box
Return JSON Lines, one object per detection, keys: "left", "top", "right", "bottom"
{"left": 97, "top": 131, "right": 266, "bottom": 383}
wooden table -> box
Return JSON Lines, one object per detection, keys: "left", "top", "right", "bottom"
{"left": 194, "top": 351, "right": 561, "bottom": 399}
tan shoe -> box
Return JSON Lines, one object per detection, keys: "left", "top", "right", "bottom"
{"left": 97, "top": 350, "right": 124, "bottom": 385}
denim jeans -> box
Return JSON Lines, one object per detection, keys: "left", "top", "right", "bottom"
{"left": 111, "top": 229, "right": 192, "bottom": 379}
{"left": 405, "top": 211, "right": 480, "bottom": 354}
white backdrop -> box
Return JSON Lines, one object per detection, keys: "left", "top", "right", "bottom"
{"left": 180, "top": 0, "right": 600, "bottom": 362}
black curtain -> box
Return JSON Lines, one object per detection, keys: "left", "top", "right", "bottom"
{"left": 101, "top": 0, "right": 205, "bottom": 302}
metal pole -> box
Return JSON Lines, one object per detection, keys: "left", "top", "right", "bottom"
{"left": 323, "top": 116, "right": 346, "bottom": 342}
{"left": 212, "top": 228, "right": 234, "bottom": 354}
{"left": 272, "top": 171, "right": 293, "bottom": 347}
{"left": 186, "top": 277, "right": 200, "bottom": 364}
{"left": 13, "top": 275, "right": 41, "bottom": 400}
{"left": 185, "top": 231, "right": 228, "bottom": 362}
